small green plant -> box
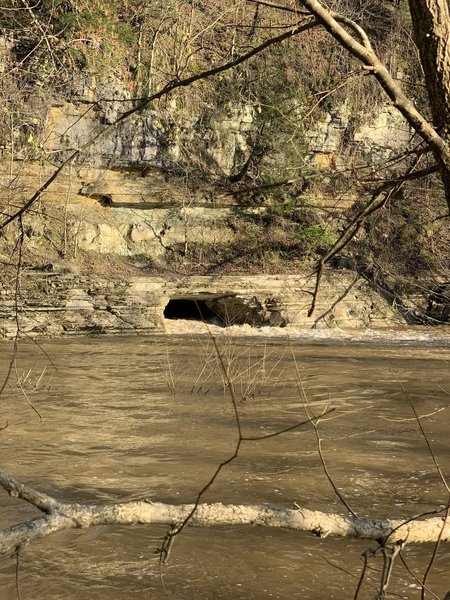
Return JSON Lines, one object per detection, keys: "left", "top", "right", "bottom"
{"left": 298, "top": 224, "right": 337, "bottom": 247}
{"left": 40, "top": 0, "right": 137, "bottom": 74}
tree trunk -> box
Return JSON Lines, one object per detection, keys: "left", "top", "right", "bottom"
{"left": 407, "top": 0, "right": 450, "bottom": 207}
{"left": 408, "top": 0, "right": 450, "bottom": 132}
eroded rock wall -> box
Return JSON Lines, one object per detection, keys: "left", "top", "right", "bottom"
{"left": 39, "top": 95, "right": 412, "bottom": 177}
{"left": 0, "top": 271, "right": 403, "bottom": 339}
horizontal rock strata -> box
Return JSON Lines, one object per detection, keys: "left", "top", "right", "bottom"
{"left": 0, "top": 271, "right": 403, "bottom": 339}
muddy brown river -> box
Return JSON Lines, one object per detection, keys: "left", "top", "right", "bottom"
{"left": 0, "top": 333, "right": 449, "bottom": 599}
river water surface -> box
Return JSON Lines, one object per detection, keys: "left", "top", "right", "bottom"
{"left": 0, "top": 332, "right": 449, "bottom": 599}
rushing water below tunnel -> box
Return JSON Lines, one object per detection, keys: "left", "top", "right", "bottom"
{"left": 0, "top": 333, "right": 449, "bottom": 599}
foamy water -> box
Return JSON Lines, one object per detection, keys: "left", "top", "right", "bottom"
{"left": 164, "top": 318, "right": 450, "bottom": 346}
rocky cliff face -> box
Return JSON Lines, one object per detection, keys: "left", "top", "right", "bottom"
{"left": 0, "top": 92, "right": 435, "bottom": 337}
{"left": 0, "top": 271, "right": 403, "bottom": 339}
{"left": 1, "top": 23, "right": 445, "bottom": 337}
{"left": 40, "top": 89, "right": 411, "bottom": 177}
{"left": 0, "top": 72, "right": 414, "bottom": 264}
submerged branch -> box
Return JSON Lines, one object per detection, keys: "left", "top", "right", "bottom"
{"left": 0, "top": 470, "right": 60, "bottom": 513}
{"left": 0, "top": 470, "right": 449, "bottom": 556}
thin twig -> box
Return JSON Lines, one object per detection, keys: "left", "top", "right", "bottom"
{"left": 399, "top": 552, "right": 441, "bottom": 600}
{"left": 15, "top": 547, "right": 22, "bottom": 600}
{"left": 289, "top": 344, "right": 356, "bottom": 517}
{"left": 354, "top": 548, "right": 374, "bottom": 600}
{"left": 392, "top": 370, "right": 450, "bottom": 600}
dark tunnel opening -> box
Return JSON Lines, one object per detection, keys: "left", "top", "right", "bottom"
{"left": 164, "top": 298, "right": 225, "bottom": 325}
{"left": 163, "top": 295, "right": 286, "bottom": 327}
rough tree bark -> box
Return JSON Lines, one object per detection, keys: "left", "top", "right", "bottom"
{"left": 408, "top": 0, "right": 450, "bottom": 206}
{"left": 408, "top": 0, "right": 450, "bottom": 131}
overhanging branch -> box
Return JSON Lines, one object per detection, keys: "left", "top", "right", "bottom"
{"left": 298, "top": 0, "right": 450, "bottom": 210}
{"left": 0, "top": 17, "right": 317, "bottom": 231}
{"left": 307, "top": 157, "right": 435, "bottom": 317}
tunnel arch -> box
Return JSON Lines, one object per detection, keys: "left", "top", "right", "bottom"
{"left": 164, "top": 298, "right": 222, "bottom": 324}
{"left": 163, "top": 295, "right": 286, "bottom": 327}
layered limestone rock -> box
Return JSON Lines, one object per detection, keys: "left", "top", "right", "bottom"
{"left": 39, "top": 89, "right": 411, "bottom": 179}
{"left": 0, "top": 162, "right": 235, "bottom": 260}
{"left": 0, "top": 271, "right": 403, "bottom": 339}
{"left": 40, "top": 96, "right": 255, "bottom": 177}
{"left": 307, "top": 104, "right": 412, "bottom": 166}
{"left": 0, "top": 79, "right": 419, "bottom": 339}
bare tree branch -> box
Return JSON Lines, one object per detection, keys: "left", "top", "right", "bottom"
{"left": 298, "top": 0, "right": 450, "bottom": 211}
{"left": 246, "top": 0, "right": 309, "bottom": 14}
{"left": 0, "top": 470, "right": 60, "bottom": 513}
{"left": 307, "top": 155, "right": 431, "bottom": 317}
{"left": 1, "top": 469, "right": 449, "bottom": 558}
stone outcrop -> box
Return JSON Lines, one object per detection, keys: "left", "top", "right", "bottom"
{"left": 41, "top": 97, "right": 255, "bottom": 177}
{"left": 0, "top": 162, "right": 235, "bottom": 261}
{"left": 0, "top": 271, "right": 403, "bottom": 339}
{"left": 0, "top": 40, "right": 432, "bottom": 339}
{"left": 307, "top": 104, "right": 412, "bottom": 167}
